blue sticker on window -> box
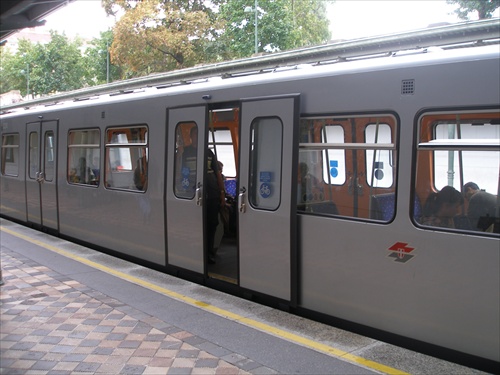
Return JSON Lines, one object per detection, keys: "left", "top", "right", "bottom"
{"left": 260, "top": 171, "right": 273, "bottom": 182}
{"left": 260, "top": 183, "right": 272, "bottom": 198}
{"left": 329, "top": 160, "right": 338, "bottom": 178}
{"left": 181, "top": 167, "right": 190, "bottom": 189}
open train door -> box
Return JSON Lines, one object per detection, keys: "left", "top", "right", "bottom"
{"left": 238, "top": 95, "right": 300, "bottom": 302}
{"left": 166, "top": 105, "right": 207, "bottom": 274}
{"left": 25, "top": 120, "right": 59, "bottom": 231}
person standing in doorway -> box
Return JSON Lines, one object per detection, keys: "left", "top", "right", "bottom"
{"left": 183, "top": 127, "right": 225, "bottom": 264}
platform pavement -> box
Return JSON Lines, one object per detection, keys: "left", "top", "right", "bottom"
{"left": 0, "top": 218, "right": 490, "bottom": 375}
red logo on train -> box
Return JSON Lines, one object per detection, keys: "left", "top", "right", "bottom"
{"left": 388, "top": 242, "right": 415, "bottom": 263}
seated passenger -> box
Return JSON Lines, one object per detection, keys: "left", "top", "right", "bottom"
{"left": 298, "top": 162, "right": 321, "bottom": 204}
{"left": 463, "top": 182, "right": 498, "bottom": 231}
{"left": 134, "top": 155, "right": 148, "bottom": 191}
{"left": 90, "top": 156, "right": 100, "bottom": 181}
{"left": 422, "top": 186, "right": 464, "bottom": 228}
{"left": 78, "top": 157, "right": 95, "bottom": 184}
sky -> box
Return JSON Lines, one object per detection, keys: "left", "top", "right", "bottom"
{"left": 32, "top": 0, "right": 499, "bottom": 41}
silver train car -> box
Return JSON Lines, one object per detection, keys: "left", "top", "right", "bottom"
{"left": 1, "top": 23, "right": 499, "bottom": 371}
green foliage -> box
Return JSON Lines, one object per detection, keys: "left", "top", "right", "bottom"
{"left": 1, "top": 32, "right": 87, "bottom": 97}
{"left": 83, "top": 30, "right": 122, "bottom": 85}
{"left": 0, "top": 46, "right": 25, "bottom": 96}
{"left": 106, "top": 0, "right": 223, "bottom": 77}
{"left": 1, "top": 0, "right": 334, "bottom": 95}
{"left": 218, "top": 0, "right": 332, "bottom": 59}
{"left": 30, "top": 31, "right": 86, "bottom": 96}
{"left": 446, "top": 0, "right": 500, "bottom": 19}
{"left": 105, "top": 0, "right": 332, "bottom": 75}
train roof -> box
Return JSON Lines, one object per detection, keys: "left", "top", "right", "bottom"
{"left": 1, "top": 19, "right": 499, "bottom": 118}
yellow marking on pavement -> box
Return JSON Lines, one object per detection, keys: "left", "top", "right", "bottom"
{"left": 1, "top": 224, "right": 410, "bottom": 375}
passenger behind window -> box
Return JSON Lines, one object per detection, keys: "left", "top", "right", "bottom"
{"left": 133, "top": 155, "right": 148, "bottom": 191}
{"left": 90, "top": 156, "right": 100, "bottom": 182}
{"left": 69, "top": 167, "right": 78, "bottom": 183}
{"left": 78, "top": 157, "right": 96, "bottom": 185}
{"left": 463, "top": 182, "right": 498, "bottom": 232}
{"left": 298, "top": 162, "right": 321, "bottom": 204}
{"left": 422, "top": 186, "right": 464, "bottom": 229}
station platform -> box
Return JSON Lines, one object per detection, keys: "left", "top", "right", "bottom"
{"left": 0, "top": 218, "right": 489, "bottom": 375}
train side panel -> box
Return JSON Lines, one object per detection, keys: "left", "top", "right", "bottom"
{"left": 298, "top": 53, "right": 500, "bottom": 361}
{"left": 55, "top": 99, "right": 167, "bottom": 265}
{"left": 0, "top": 118, "right": 27, "bottom": 223}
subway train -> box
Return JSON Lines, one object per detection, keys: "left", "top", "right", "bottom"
{"left": 1, "top": 22, "right": 499, "bottom": 371}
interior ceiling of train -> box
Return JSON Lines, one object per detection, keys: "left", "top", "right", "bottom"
{"left": 1, "top": 0, "right": 71, "bottom": 44}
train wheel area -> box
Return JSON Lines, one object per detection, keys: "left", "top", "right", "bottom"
{"left": 0, "top": 218, "right": 489, "bottom": 375}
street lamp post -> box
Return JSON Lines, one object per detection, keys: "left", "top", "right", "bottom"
{"left": 21, "top": 63, "right": 30, "bottom": 99}
{"left": 244, "top": 0, "right": 258, "bottom": 54}
{"left": 106, "top": 41, "right": 110, "bottom": 84}
{"left": 26, "top": 64, "right": 30, "bottom": 98}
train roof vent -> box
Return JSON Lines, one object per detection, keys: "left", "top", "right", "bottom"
{"left": 401, "top": 79, "right": 415, "bottom": 95}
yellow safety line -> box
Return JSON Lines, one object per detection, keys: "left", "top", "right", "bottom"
{"left": 1, "top": 225, "right": 410, "bottom": 375}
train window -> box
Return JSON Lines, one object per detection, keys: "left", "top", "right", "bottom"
{"left": 416, "top": 111, "right": 500, "bottom": 234}
{"left": 174, "top": 122, "right": 197, "bottom": 199}
{"left": 68, "top": 129, "right": 100, "bottom": 186}
{"left": 321, "top": 124, "right": 346, "bottom": 185}
{"left": 298, "top": 115, "right": 397, "bottom": 221}
{"left": 105, "top": 126, "right": 148, "bottom": 191}
{"left": 1, "top": 134, "right": 20, "bottom": 177}
{"left": 209, "top": 128, "right": 236, "bottom": 178}
{"left": 29, "top": 132, "right": 39, "bottom": 180}
{"left": 44, "top": 131, "right": 55, "bottom": 182}
{"left": 365, "top": 123, "right": 393, "bottom": 188}
{"left": 249, "top": 117, "right": 283, "bottom": 211}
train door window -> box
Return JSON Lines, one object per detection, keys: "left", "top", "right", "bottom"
{"left": 105, "top": 126, "right": 148, "bottom": 191}
{"left": 28, "top": 132, "right": 39, "bottom": 179}
{"left": 174, "top": 122, "right": 197, "bottom": 199}
{"left": 44, "top": 131, "right": 55, "bottom": 182}
{"left": 249, "top": 117, "right": 283, "bottom": 210}
{"left": 298, "top": 115, "right": 397, "bottom": 221}
{"left": 416, "top": 111, "right": 500, "bottom": 234}
{"left": 1, "top": 134, "right": 19, "bottom": 176}
{"left": 68, "top": 129, "right": 101, "bottom": 186}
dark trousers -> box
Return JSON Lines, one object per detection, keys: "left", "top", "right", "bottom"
{"left": 206, "top": 198, "right": 219, "bottom": 258}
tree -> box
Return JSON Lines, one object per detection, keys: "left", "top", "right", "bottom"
{"left": 0, "top": 46, "right": 24, "bottom": 96}
{"left": 29, "top": 31, "right": 87, "bottom": 96}
{"left": 0, "top": 32, "right": 89, "bottom": 97}
{"left": 447, "top": 0, "right": 500, "bottom": 20}
{"left": 104, "top": 0, "right": 221, "bottom": 78}
{"left": 217, "top": 0, "right": 332, "bottom": 59}
{"left": 83, "top": 30, "right": 122, "bottom": 85}
{"left": 103, "top": 0, "right": 333, "bottom": 76}
{"left": 0, "top": 39, "right": 38, "bottom": 98}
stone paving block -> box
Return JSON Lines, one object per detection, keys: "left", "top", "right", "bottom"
{"left": 0, "top": 250, "right": 264, "bottom": 375}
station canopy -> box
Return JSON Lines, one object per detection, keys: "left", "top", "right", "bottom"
{"left": 1, "top": 0, "right": 71, "bottom": 44}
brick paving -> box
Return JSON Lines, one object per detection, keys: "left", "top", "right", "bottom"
{"left": 0, "top": 250, "right": 275, "bottom": 374}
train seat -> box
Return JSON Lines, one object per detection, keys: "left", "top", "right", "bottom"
{"left": 413, "top": 195, "right": 422, "bottom": 223}
{"left": 370, "top": 193, "right": 395, "bottom": 221}
{"left": 370, "top": 192, "right": 423, "bottom": 222}
{"left": 224, "top": 179, "right": 237, "bottom": 198}
{"left": 312, "top": 201, "right": 339, "bottom": 215}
